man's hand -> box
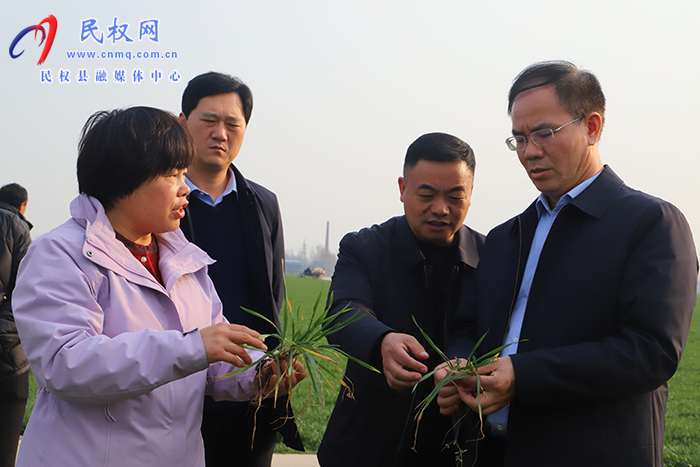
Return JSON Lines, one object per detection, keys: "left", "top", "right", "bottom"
{"left": 200, "top": 323, "right": 267, "bottom": 367}
{"left": 380, "top": 332, "right": 429, "bottom": 390}
{"left": 458, "top": 356, "right": 517, "bottom": 415}
{"left": 435, "top": 360, "right": 469, "bottom": 415}
{"left": 260, "top": 358, "right": 308, "bottom": 398}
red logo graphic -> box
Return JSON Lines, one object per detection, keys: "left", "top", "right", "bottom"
{"left": 9, "top": 15, "right": 58, "bottom": 65}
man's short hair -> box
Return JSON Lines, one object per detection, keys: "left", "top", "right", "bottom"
{"left": 0, "top": 183, "right": 28, "bottom": 209}
{"left": 77, "top": 107, "right": 194, "bottom": 209}
{"left": 508, "top": 61, "right": 606, "bottom": 131}
{"left": 181, "top": 72, "right": 253, "bottom": 123}
{"left": 404, "top": 132, "right": 476, "bottom": 174}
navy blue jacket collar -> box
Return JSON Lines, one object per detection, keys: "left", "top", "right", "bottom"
{"left": 511, "top": 165, "right": 624, "bottom": 238}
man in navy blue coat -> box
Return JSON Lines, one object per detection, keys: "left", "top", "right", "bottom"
{"left": 318, "top": 133, "right": 485, "bottom": 467}
{"left": 178, "top": 72, "right": 302, "bottom": 467}
{"left": 437, "top": 61, "right": 698, "bottom": 467}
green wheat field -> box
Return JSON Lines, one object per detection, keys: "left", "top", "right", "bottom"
{"left": 22, "top": 275, "right": 700, "bottom": 465}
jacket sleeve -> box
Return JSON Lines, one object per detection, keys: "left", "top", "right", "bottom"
{"left": 512, "top": 201, "right": 698, "bottom": 407}
{"left": 205, "top": 350, "right": 265, "bottom": 401}
{"left": 6, "top": 214, "right": 31, "bottom": 299}
{"left": 325, "top": 233, "right": 394, "bottom": 367}
{"left": 14, "top": 234, "right": 225, "bottom": 405}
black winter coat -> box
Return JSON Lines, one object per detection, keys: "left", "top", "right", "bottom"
{"left": 449, "top": 166, "right": 698, "bottom": 467}
{"left": 317, "top": 216, "right": 484, "bottom": 467}
{"left": 0, "top": 202, "right": 32, "bottom": 380}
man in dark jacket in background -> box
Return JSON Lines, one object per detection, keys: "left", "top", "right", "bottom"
{"left": 318, "top": 133, "right": 485, "bottom": 467}
{"left": 0, "top": 183, "right": 32, "bottom": 467}
{"left": 178, "top": 72, "right": 302, "bottom": 467}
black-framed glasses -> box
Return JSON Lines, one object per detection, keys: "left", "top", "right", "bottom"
{"left": 505, "top": 116, "right": 584, "bottom": 152}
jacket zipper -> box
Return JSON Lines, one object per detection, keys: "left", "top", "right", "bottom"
{"left": 444, "top": 263, "right": 460, "bottom": 342}
{"left": 392, "top": 262, "right": 431, "bottom": 466}
{"left": 393, "top": 259, "right": 461, "bottom": 465}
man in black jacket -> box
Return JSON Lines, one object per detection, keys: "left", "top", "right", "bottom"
{"left": 318, "top": 133, "right": 485, "bottom": 467}
{"left": 437, "top": 61, "right": 698, "bottom": 467}
{"left": 0, "top": 183, "right": 32, "bottom": 467}
{"left": 178, "top": 72, "right": 302, "bottom": 467}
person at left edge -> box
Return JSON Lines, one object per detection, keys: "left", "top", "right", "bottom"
{"left": 0, "top": 183, "right": 32, "bottom": 467}
{"left": 13, "top": 107, "right": 305, "bottom": 467}
{"left": 178, "top": 72, "right": 303, "bottom": 467}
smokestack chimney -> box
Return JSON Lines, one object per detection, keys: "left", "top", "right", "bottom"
{"left": 325, "top": 221, "right": 329, "bottom": 251}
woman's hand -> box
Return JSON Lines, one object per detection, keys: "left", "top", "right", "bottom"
{"left": 200, "top": 323, "right": 267, "bottom": 367}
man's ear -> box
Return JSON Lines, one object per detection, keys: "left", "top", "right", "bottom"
{"left": 178, "top": 112, "right": 188, "bottom": 126}
{"left": 585, "top": 112, "right": 603, "bottom": 145}
{"left": 398, "top": 176, "right": 406, "bottom": 203}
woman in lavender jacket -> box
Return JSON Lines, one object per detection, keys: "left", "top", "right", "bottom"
{"left": 12, "top": 108, "right": 303, "bottom": 467}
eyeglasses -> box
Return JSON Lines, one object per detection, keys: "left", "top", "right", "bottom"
{"left": 505, "top": 116, "right": 584, "bottom": 152}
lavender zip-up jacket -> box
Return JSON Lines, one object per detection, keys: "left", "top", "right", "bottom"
{"left": 13, "top": 194, "right": 262, "bottom": 467}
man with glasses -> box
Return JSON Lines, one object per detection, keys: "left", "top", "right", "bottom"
{"left": 435, "top": 61, "right": 697, "bottom": 467}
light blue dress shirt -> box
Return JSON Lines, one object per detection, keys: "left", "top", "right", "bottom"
{"left": 488, "top": 172, "right": 601, "bottom": 436}
{"left": 185, "top": 167, "right": 237, "bottom": 207}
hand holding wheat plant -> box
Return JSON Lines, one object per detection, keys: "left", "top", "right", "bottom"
{"left": 220, "top": 274, "right": 380, "bottom": 418}
{"left": 411, "top": 316, "right": 519, "bottom": 466}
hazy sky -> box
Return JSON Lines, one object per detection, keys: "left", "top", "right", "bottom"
{"left": 2, "top": 1, "right": 699, "bottom": 260}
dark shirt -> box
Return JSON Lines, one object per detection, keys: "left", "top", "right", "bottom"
{"left": 418, "top": 238, "right": 460, "bottom": 348}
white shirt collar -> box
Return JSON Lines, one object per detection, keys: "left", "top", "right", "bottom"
{"left": 185, "top": 166, "right": 237, "bottom": 206}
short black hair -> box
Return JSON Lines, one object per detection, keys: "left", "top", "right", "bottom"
{"left": 77, "top": 107, "right": 194, "bottom": 209}
{"left": 508, "top": 61, "right": 606, "bottom": 131}
{"left": 404, "top": 133, "right": 475, "bottom": 174}
{"left": 0, "top": 183, "right": 28, "bottom": 209}
{"left": 181, "top": 72, "right": 253, "bottom": 123}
